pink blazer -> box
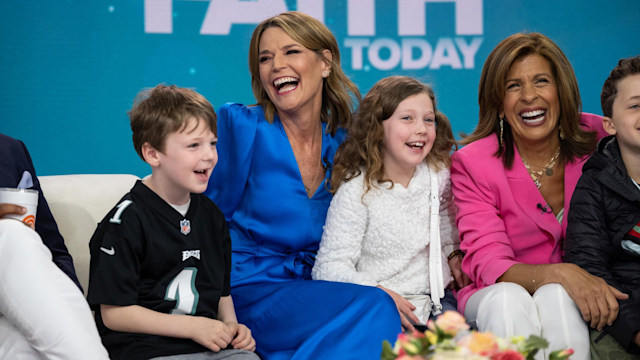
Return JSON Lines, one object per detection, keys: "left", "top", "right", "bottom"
{"left": 451, "top": 113, "right": 607, "bottom": 313}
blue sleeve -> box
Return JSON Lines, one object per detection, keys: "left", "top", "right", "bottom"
{"left": 205, "top": 103, "right": 258, "bottom": 221}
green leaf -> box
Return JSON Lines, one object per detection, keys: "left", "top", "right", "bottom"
{"left": 524, "top": 335, "right": 549, "bottom": 351}
{"left": 380, "top": 340, "right": 397, "bottom": 360}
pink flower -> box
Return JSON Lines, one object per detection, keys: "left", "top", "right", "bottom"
{"left": 396, "top": 333, "right": 420, "bottom": 354}
{"left": 550, "top": 348, "right": 574, "bottom": 360}
{"left": 491, "top": 349, "right": 525, "bottom": 360}
{"left": 430, "top": 311, "right": 470, "bottom": 336}
{"left": 558, "top": 349, "right": 574, "bottom": 357}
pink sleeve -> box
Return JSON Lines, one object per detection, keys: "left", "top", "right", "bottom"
{"left": 451, "top": 150, "right": 518, "bottom": 287}
{"left": 580, "top": 112, "right": 608, "bottom": 140}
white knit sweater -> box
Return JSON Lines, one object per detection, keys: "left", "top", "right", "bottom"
{"left": 312, "top": 163, "right": 458, "bottom": 296}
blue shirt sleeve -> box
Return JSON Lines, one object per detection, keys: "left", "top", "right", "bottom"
{"left": 205, "top": 103, "right": 258, "bottom": 220}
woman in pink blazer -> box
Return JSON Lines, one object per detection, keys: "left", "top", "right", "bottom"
{"left": 451, "top": 33, "right": 626, "bottom": 360}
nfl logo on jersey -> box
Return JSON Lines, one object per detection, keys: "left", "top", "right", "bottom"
{"left": 180, "top": 219, "right": 191, "bottom": 235}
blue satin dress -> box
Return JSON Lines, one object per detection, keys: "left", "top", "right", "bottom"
{"left": 205, "top": 103, "right": 401, "bottom": 360}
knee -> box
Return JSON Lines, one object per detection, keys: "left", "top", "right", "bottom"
{"left": 479, "top": 282, "right": 534, "bottom": 312}
{"left": 533, "top": 283, "right": 581, "bottom": 315}
{"left": 0, "top": 219, "right": 44, "bottom": 254}
{"left": 372, "top": 287, "right": 399, "bottom": 313}
{"left": 473, "top": 283, "right": 538, "bottom": 324}
{"left": 533, "top": 283, "right": 569, "bottom": 301}
{"left": 0, "top": 219, "right": 32, "bottom": 237}
{"left": 471, "top": 283, "right": 541, "bottom": 336}
{"left": 365, "top": 287, "right": 401, "bottom": 325}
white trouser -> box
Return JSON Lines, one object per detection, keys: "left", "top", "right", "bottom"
{"left": 0, "top": 219, "right": 109, "bottom": 359}
{"left": 465, "top": 282, "right": 589, "bottom": 360}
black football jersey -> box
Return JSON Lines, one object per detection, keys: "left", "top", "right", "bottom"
{"left": 87, "top": 181, "right": 231, "bottom": 360}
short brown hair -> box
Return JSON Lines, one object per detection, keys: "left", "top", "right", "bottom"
{"left": 462, "top": 32, "right": 596, "bottom": 167}
{"left": 601, "top": 56, "right": 640, "bottom": 118}
{"left": 248, "top": 11, "right": 360, "bottom": 135}
{"left": 330, "top": 76, "right": 456, "bottom": 194}
{"left": 129, "top": 84, "right": 217, "bottom": 160}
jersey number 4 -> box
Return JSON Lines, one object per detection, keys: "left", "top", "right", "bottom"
{"left": 165, "top": 267, "right": 200, "bottom": 315}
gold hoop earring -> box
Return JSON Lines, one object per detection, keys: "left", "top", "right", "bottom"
{"left": 559, "top": 126, "right": 566, "bottom": 140}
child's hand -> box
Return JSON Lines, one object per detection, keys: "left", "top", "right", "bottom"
{"left": 226, "top": 322, "right": 257, "bottom": 352}
{"left": 189, "top": 317, "right": 233, "bottom": 352}
{"left": 377, "top": 285, "right": 419, "bottom": 332}
{"left": 448, "top": 255, "right": 471, "bottom": 289}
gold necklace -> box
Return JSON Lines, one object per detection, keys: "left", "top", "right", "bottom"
{"left": 522, "top": 147, "right": 560, "bottom": 189}
{"left": 282, "top": 120, "right": 323, "bottom": 197}
{"left": 304, "top": 161, "right": 322, "bottom": 196}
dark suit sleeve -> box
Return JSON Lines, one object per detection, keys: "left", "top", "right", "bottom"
{"left": 2, "top": 136, "right": 81, "bottom": 290}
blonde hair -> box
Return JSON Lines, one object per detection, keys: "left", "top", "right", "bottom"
{"left": 330, "top": 76, "right": 456, "bottom": 194}
{"left": 129, "top": 84, "right": 216, "bottom": 160}
{"left": 462, "top": 32, "right": 596, "bottom": 167}
{"left": 248, "top": 11, "right": 360, "bottom": 135}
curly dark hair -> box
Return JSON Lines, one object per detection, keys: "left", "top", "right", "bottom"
{"left": 330, "top": 76, "right": 456, "bottom": 194}
{"left": 601, "top": 55, "right": 640, "bottom": 118}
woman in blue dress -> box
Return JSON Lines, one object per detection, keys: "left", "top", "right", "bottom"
{"left": 205, "top": 11, "right": 401, "bottom": 360}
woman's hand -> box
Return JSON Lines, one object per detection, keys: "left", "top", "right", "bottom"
{"left": 0, "top": 203, "right": 34, "bottom": 230}
{"left": 377, "top": 285, "right": 419, "bottom": 332}
{"left": 448, "top": 255, "right": 471, "bottom": 289}
{"left": 554, "top": 263, "right": 628, "bottom": 330}
{"left": 0, "top": 203, "right": 26, "bottom": 218}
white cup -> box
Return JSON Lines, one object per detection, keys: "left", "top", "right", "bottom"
{"left": 0, "top": 188, "right": 39, "bottom": 226}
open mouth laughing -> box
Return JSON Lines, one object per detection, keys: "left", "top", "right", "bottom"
{"left": 194, "top": 169, "right": 209, "bottom": 181}
{"left": 406, "top": 141, "right": 425, "bottom": 150}
{"left": 519, "top": 109, "right": 547, "bottom": 125}
{"left": 273, "top": 76, "right": 299, "bottom": 94}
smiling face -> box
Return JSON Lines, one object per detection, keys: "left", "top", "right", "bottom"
{"left": 502, "top": 54, "right": 560, "bottom": 149}
{"left": 258, "top": 26, "right": 330, "bottom": 117}
{"left": 603, "top": 74, "right": 640, "bottom": 155}
{"left": 145, "top": 117, "right": 218, "bottom": 205}
{"left": 381, "top": 92, "right": 436, "bottom": 185}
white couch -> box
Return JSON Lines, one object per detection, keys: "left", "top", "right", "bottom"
{"left": 39, "top": 174, "right": 140, "bottom": 293}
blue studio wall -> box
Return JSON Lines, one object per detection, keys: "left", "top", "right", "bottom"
{"left": 1, "top": 0, "right": 638, "bottom": 177}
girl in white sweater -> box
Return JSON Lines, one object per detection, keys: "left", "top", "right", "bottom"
{"left": 312, "top": 76, "right": 470, "bottom": 331}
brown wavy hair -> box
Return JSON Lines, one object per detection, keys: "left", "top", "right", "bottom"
{"left": 330, "top": 76, "right": 456, "bottom": 194}
{"left": 601, "top": 55, "right": 640, "bottom": 118}
{"left": 461, "top": 32, "right": 596, "bottom": 168}
{"left": 130, "top": 84, "right": 217, "bottom": 161}
{"left": 248, "top": 11, "right": 360, "bottom": 135}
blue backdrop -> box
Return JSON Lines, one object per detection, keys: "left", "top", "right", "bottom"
{"left": 1, "top": 0, "right": 638, "bottom": 176}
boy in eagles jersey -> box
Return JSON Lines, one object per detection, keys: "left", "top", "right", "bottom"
{"left": 87, "top": 84, "right": 258, "bottom": 360}
{"left": 565, "top": 56, "right": 640, "bottom": 356}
